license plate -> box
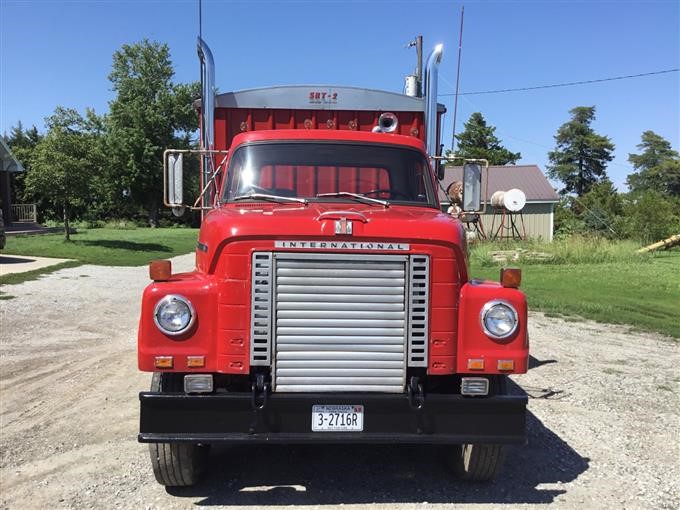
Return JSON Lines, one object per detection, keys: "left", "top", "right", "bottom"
{"left": 311, "top": 405, "right": 364, "bottom": 432}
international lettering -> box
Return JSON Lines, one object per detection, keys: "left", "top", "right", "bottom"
{"left": 275, "top": 241, "right": 409, "bottom": 251}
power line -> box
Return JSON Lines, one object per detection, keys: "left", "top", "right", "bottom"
{"left": 440, "top": 68, "right": 679, "bottom": 96}
{"left": 449, "top": 93, "right": 635, "bottom": 174}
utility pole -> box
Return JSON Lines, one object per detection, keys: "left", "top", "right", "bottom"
{"left": 407, "top": 36, "right": 424, "bottom": 97}
{"left": 415, "top": 35, "right": 423, "bottom": 97}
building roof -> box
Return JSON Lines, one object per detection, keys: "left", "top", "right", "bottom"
{"left": 1, "top": 138, "right": 25, "bottom": 173}
{"left": 439, "top": 164, "right": 559, "bottom": 203}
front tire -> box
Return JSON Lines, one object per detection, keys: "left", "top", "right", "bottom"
{"left": 148, "top": 373, "right": 209, "bottom": 487}
{"left": 451, "top": 443, "right": 506, "bottom": 481}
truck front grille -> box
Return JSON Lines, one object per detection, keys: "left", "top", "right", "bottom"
{"left": 250, "top": 252, "right": 429, "bottom": 392}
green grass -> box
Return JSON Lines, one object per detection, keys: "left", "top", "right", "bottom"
{"left": 0, "top": 261, "right": 83, "bottom": 286}
{"left": 470, "top": 239, "right": 680, "bottom": 339}
{"left": 2, "top": 228, "right": 198, "bottom": 266}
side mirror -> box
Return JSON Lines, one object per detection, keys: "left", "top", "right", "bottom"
{"left": 167, "top": 153, "right": 185, "bottom": 216}
{"left": 462, "top": 163, "right": 482, "bottom": 211}
{"left": 436, "top": 159, "right": 445, "bottom": 180}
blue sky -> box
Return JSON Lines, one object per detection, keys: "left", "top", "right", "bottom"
{"left": 1, "top": 0, "right": 678, "bottom": 190}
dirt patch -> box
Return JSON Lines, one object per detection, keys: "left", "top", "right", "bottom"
{"left": 1, "top": 255, "right": 678, "bottom": 510}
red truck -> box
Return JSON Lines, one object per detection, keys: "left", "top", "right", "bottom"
{"left": 137, "top": 39, "right": 529, "bottom": 487}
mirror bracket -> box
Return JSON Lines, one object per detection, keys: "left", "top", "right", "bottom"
{"left": 163, "top": 148, "right": 229, "bottom": 211}
{"left": 436, "top": 155, "right": 489, "bottom": 213}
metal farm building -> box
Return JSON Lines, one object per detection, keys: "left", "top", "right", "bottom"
{"left": 440, "top": 165, "right": 559, "bottom": 241}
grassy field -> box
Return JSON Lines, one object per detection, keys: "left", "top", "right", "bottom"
{"left": 1, "top": 228, "right": 199, "bottom": 267}
{"left": 2, "top": 229, "right": 678, "bottom": 338}
{"left": 469, "top": 238, "right": 680, "bottom": 339}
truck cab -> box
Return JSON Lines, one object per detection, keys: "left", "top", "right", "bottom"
{"left": 137, "top": 41, "right": 529, "bottom": 487}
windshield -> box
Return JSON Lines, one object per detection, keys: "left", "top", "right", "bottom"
{"left": 222, "top": 142, "right": 436, "bottom": 206}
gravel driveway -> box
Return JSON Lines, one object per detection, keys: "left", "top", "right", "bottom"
{"left": 1, "top": 254, "right": 678, "bottom": 510}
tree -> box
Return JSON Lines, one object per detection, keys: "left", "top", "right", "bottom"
{"left": 575, "top": 178, "right": 623, "bottom": 237}
{"left": 24, "top": 107, "right": 104, "bottom": 240}
{"left": 620, "top": 190, "right": 680, "bottom": 244}
{"left": 3, "top": 122, "right": 43, "bottom": 206}
{"left": 626, "top": 131, "right": 680, "bottom": 197}
{"left": 450, "top": 112, "right": 521, "bottom": 165}
{"left": 547, "top": 106, "right": 614, "bottom": 196}
{"left": 106, "top": 40, "right": 199, "bottom": 226}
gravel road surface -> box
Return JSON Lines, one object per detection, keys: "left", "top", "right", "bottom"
{"left": 1, "top": 254, "right": 678, "bottom": 510}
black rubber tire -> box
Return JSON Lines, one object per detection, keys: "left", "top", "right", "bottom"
{"left": 450, "top": 443, "right": 506, "bottom": 481}
{"left": 148, "top": 373, "right": 209, "bottom": 487}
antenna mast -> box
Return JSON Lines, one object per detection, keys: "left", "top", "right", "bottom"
{"left": 451, "top": 5, "right": 465, "bottom": 152}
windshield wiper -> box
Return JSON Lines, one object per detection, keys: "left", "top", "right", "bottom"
{"left": 233, "top": 193, "right": 308, "bottom": 205}
{"left": 316, "top": 192, "right": 389, "bottom": 207}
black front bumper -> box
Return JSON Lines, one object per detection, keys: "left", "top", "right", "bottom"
{"left": 139, "top": 391, "right": 527, "bottom": 445}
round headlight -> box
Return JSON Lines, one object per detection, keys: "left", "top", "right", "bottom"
{"left": 481, "top": 300, "right": 518, "bottom": 339}
{"left": 154, "top": 295, "right": 195, "bottom": 336}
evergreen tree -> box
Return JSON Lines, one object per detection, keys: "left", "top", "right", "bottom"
{"left": 450, "top": 112, "right": 521, "bottom": 165}
{"left": 547, "top": 106, "right": 614, "bottom": 196}
{"left": 626, "top": 131, "right": 680, "bottom": 197}
{"left": 3, "top": 122, "right": 43, "bottom": 205}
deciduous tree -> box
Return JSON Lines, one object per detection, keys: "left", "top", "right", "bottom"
{"left": 106, "top": 40, "right": 199, "bottom": 226}
{"left": 24, "top": 108, "right": 104, "bottom": 240}
{"left": 547, "top": 106, "right": 614, "bottom": 196}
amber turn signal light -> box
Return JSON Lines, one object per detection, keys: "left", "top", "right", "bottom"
{"left": 149, "top": 260, "right": 172, "bottom": 281}
{"left": 501, "top": 268, "right": 521, "bottom": 288}
{"left": 497, "top": 359, "right": 515, "bottom": 371}
{"left": 467, "top": 359, "right": 485, "bottom": 370}
{"left": 154, "top": 356, "right": 173, "bottom": 368}
{"left": 186, "top": 356, "right": 205, "bottom": 368}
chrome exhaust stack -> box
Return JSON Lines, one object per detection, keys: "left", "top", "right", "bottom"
{"left": 197, "top": 37, "right": 216, "bottom": 209}
{"left": 424, "top": 44, "right": 444, "bottom": 177}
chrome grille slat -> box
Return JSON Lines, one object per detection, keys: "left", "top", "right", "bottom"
{"left": 249, "top": 253, "right": 273, "bottom": 366}
{"left": 277, "top": 344, "right": 405, "bottom": 352}
{"left": 277, "top": 294, "right": 404, "bottom": 303}
{"left": 277, "top": 336, "right": 405, "bottom": 343}
{"left": 278, "top": 268, "right": 405, "bottom": 277}
{"left": 277, "top": 327, "right": 405, "bottom": 337}
{"left": 277, "top": 360, "right": 404, "bottom": 368}
{"left": 273, "top": 253, "right": 408, "bottom": 393}
{"left": 277, "top": 285, "right": 404, "bottom": 295}
{"left": 277, "top": 351, "right": 403, "bottom": 360}
{"left": 408, "top": 255, "right": 430, "bottom": 367}
{"left": 277, "top": 302, "right": 404, "bottom": 311}
{"left": 278, "top": 310, "right": 405, "bottom": 319}
{"left": 277, "top": 368, "right": 404, "bottom": 377}
{"left": 276, "top": 377, "right": 405, "bottom": 386}
{"left": 278, "top": 276, "right": 405, "bottom": 287}
{"left": 276, "top": 385, "right": 403, "bottom": 392}
{"left": 277, "top": 319, "right": 405, "bottom": 328}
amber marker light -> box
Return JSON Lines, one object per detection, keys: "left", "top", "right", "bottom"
{"left": 149, "top": 260, "right": 172, "bottom": 281}
{"left": 154, "top": 356, "right": 173, "bottom": 368}
{"left": 500, "top": 268, "right": 522, "bottom": 288}
{"left": 187, "top": 356, "right": 205, "bottom": 368}
{"left": 467, "top": 359, "right": 485, "bottom": 370}
{"left": 498, "top": 360, "right": 515, "bottom": 371}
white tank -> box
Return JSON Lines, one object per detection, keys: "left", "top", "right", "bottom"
{"left": 404, "top": 75, "right": 418, "bottom": 97}
{"left": 490, "top": 189, "right": 526, "bottom": 212}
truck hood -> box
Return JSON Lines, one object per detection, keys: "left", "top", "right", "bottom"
{"left": 197, "top": 202, "right": 465, "bottom": 272}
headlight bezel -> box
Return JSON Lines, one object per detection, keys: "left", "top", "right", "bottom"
{"left": 153, "top": 294, "right": 196, "bottom": 336}
{"left": 480, "top": 300, "right": 519, "bottom": 340}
